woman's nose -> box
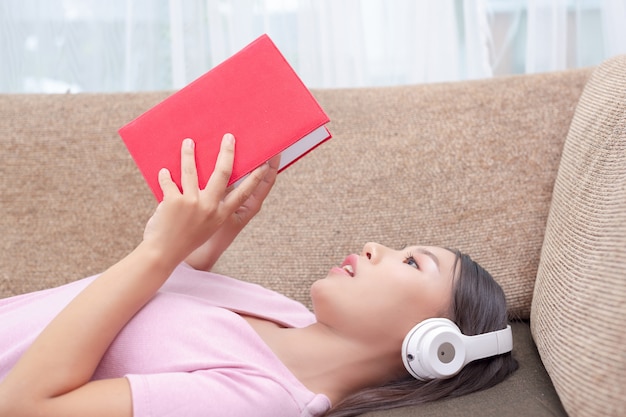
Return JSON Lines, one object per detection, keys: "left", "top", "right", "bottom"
{"left": 362, "top": 242, "right": 387, "bottom": 263}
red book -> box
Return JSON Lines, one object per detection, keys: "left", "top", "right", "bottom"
{"left": 119, "top": 34, "right": 331, "bottom": 201}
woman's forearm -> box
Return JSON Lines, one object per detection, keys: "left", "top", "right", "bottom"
{"left": 1, "top": 240, "right": 178, "bottom": 402}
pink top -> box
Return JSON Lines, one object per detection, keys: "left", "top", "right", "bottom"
{"left": 0, "top": 263, "right": 331, "bottom": 417}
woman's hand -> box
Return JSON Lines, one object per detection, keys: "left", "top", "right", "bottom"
{"left": 143, "top": 134, "right": 271, "bottom": 267}
{"left": 182, "top": 152, "right": 281, "bottom": 271}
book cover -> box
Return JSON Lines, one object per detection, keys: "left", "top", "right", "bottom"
{"left": 119, "top": 34, "right": 331, "bottom": 201}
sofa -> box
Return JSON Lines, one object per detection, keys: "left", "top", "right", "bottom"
{"left": 1, "top": 54, "right": 624, "bottom": 417}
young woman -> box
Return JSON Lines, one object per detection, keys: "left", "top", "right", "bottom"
{"left": 0, "top": 134, "right": 517, "bottom": 417}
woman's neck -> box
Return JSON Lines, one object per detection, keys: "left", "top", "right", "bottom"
{"left": 242, "top": 316, "right": 405, "bottom": 404}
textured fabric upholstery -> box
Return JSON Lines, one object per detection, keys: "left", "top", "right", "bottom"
{"left": 0, "top": 70, "right": 589, "bottom": 318}
{"left": 532, "top": 55, "right": 626, "bottom": 417}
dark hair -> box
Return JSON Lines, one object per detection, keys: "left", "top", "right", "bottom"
{"left": 322, "top": 249, "right": 519, "bottom": 417}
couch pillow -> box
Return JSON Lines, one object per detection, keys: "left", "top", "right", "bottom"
{"left": 531, "top": 55, "right": 626, "bottom": 417}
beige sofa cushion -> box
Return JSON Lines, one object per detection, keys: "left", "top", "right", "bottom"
{"left": 531, "top": 55, "right": 626, "bottom": 417}
{"left": 0, "top": 69, "right": 589, "bottom": 321}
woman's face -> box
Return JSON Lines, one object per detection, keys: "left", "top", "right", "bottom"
{"left": 310, "top": 242, "right": 458, "bottom": 345}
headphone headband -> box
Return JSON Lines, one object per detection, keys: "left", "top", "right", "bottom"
{"left": 463, "top": 324, "right": 513, "bottom": 362}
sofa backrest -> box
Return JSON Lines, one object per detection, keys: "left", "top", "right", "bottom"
{"left": 532, "top": 55, "right": 626, "bottom": 417}
{"left": 0, "top": 68, "right": 589, "bottom": 322}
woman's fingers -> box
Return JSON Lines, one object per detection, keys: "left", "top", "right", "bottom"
{"left": 180, "top": 138, "right": 199, "bottom": 194}
{"left": 242, "top": 153, "right": 281, "bottom": 211}
{"left": 157, "top": 168, "right": 178, "bottom": 199}
{"left": 222, "top": 162, "right": 269, "bottom": 212}
{"left": 205, "top": 133, "right": 236, "bottom": 193}
{"left": 202, "top": 133, "right": 269, "bottom": 213}
{"left": 163, "top": 134, "right": 275, "bottom": 217}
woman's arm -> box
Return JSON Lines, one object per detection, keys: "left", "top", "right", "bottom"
{"left": 183, "top": 153, "right": 280, "bottom": 271}
{"left": 0, "top": 135, "right": 269, "bottom": 417}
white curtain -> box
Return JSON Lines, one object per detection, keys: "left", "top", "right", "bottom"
{"left": 1, "top": 0, "right": 625, "bottom": 93}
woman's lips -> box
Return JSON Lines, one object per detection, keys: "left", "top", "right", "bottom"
{"left": 330, "top": 266, "right": 352, "bottom": 277}
{"left": 340, "top": 254, "right": 358, "bottom": 277}
{"left": 329, "top": 254, "right": 358, "bottom": 277}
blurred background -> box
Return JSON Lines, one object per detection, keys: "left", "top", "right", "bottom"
{"left": 1, "top": 0, "right": 625, "bottom": 93}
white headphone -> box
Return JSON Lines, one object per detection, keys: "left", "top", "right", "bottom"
{"left": 401, "top": 318, "right": 513, "bottom": 380}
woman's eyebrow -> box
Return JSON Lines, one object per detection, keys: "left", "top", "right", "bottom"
{"left": 416, "top": 248, "right": 440, "bottom": 271}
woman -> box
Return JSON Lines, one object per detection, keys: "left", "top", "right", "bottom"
{"left": 0, "top": 135, "right": 517, "bottom": 417}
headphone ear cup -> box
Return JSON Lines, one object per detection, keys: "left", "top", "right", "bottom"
{"left": 402, "top": 318, "right": 467, "bottom": 380}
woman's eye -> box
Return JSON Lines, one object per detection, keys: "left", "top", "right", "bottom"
{"left": 404, "top": 255, "right": 420, "bottom": 270}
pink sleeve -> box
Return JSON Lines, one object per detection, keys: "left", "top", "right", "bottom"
{"left": 126, "top": 371, "right": 304, "bottom": 417}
